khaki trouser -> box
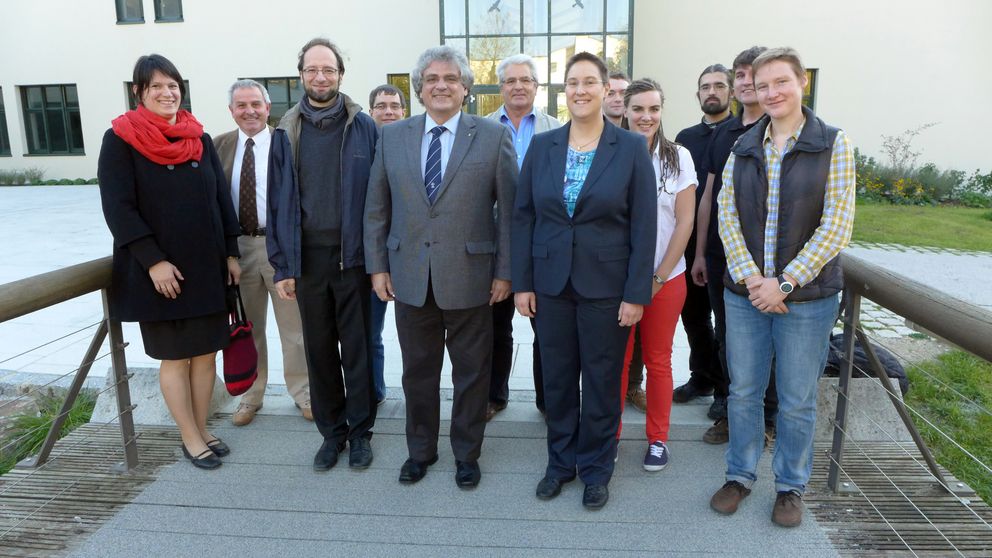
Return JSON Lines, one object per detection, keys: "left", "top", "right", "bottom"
{"left": 237, "top": 235, "right": 309, "bottom": 406}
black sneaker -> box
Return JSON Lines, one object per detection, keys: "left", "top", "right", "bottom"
{"left": 707, "top": 397, "right": 727, "bottom": 420}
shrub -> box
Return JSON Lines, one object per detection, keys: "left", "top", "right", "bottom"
{"left": 86, "top": 178, "right": 99, "bottom": 185}
{"left": 959, "top": 191, "right": 992, "bottom": 209}
{"left": 72, "top": 178, "right": 87, "bottom": 185}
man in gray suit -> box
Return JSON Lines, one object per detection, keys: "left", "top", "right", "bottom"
{"left": 484, "top": 54, "right": 560, "bottom": 422}
{"left": 364, "top": 45, "right": 517, "bottom": 489}
{"left": 212, "top": 79, "right": 310, "bottom": 427}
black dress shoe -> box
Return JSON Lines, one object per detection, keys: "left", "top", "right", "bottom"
{"left": 181, "top": 445, "right": 222, "bottom": 470}
{"left": 582, "top": 484, "right": 609, "bottom": 509}
{"left": 349, "top": 437, "right": 373, "bottom": 469}
{"left": 398, "top": 454, "right": 439, "bottom": 484}
{"left": 313, "top": 440, "right": 345, "bottom": 472}
{"left": 672, "top": 382, "right": 714, "bottom": 403}
{"left": 455, "top": 460, "right": 481, "bottom": 488}
{"left": 206, "top": 437, "right": 230, "bottom": 457}
{"left": 536, "top": 475, "right": 575, "bottom": 500}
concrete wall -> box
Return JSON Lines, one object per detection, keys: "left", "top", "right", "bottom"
{"left": 2, "top": 0, "right": 990, "bottom": 178}
{"left": 635, "top": 0, "right": 992, "bottom": 174}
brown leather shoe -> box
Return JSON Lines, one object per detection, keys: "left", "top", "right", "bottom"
{"left": 710, "top": 481, "right": 751, "bottom": 515}
{"left": 485, "top": 401, "right": 507, "bottom": 422}
{"left": 771, "top": 490, "right": 804, "bottom": 527}
{"left": 232, "top": 402, "right": 261, "bottom": 426}
{"left": 702, "top": 418, "right": 729, "bottom": 445}
{"left": 626, "top": 387, "right": 647, "bottom": 413}
{"left": 298, "top": 400, "right": 314, "bottom": 421}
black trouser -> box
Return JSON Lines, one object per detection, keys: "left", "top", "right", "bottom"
{"left": 537, "top": 283, "right": 627, "bottom": 486}
{"left": 489, "top": 297, "right": 516, "bottom": 405}
{"left": 706, "top": 258, "right": 778, "bottom": 422}
{"left": 626, "top": 327, "right": 644, "bottom": 392}
{"left": 394, "top": 281, "right": 492, "bottom": 462}
{"left": 681, "top": 262, "right": 721, "bottom": 391}
{"left": 296, "top": 244, "right": 376, "bottom": 446}
{"left": 530, "top": 318, "right": 545, "bottom": 412}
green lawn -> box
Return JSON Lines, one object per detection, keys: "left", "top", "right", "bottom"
{"left": 904, "top": 351, "right": 992, "bottom": 504}
{"left": 853, "top": 202, "right": 992, "bottom": 252}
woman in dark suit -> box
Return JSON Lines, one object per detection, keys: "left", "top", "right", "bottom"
{"left": 98, "top": 54, "right": 242, "bottom": 470}
{"left": 511, "top": 52, "right": 657, "bottom": 509}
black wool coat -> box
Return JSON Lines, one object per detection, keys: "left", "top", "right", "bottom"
{"left": 97, "top": 130, "right": 240, "bottom": 323}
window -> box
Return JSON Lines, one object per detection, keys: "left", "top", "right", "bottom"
{"left": 154, "top": 0, "right": 183, "bottom": 22}
{"left": 115, "top": 0, "right": 144, "bottom": 23}
{"left": 246, "top": 77, "right": 303, "bottom": 127}
{"left": 803, "top": 68, "right": 817, "bottom": 111}
{"left": 387, "top": 73, "right": 412, "bottom": 118}
{"left": 440, "top": 0, "right": 634, "bottom": 118}
{"left": 125, "top": 80, "right": 192, "bottom": 112}
{"left": 0, "top": 88, "right": 11, "bottom": 156}
{"left": 20, "top": 85, "right": 85, "bottom": 155}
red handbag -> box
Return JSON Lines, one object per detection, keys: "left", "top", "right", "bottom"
{"left": 223, "top": 285, "right": 258, "bottom": 396}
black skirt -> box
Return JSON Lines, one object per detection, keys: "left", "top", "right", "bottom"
{"left": 139, "top": 311, "right": 229, "bottom": 360}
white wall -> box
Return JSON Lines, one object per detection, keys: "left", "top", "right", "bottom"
{"left": 634, "top": 0, "right": 992, "bottom": 173}
{"left": 3, "top": 0, "right": 990, "bottom": 178}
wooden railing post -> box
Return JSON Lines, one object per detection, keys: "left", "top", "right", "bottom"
{"left": 827, "top": 291, "right": 860, "bottom": 492}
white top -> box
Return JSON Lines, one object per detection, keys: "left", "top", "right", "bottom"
{"left": 229, "top": 127, "right": 271, "bottom": 228}
{"left": 652, "top": 144, "right": 697, "bottom": 278}
{"left": 421, "top": 112, "right": 462, "bottom": 180}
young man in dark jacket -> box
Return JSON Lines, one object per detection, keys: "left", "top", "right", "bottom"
{"left": 267, "top": 37, "right": 379, "bottom": 472}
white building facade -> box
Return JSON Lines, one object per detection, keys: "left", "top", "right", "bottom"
{"left": 0, "top": 0, "right": 989, "bottom": 179}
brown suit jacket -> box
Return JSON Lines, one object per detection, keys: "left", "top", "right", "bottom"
{"left": 211, "top": 125, "right": 275, "bottom": 187}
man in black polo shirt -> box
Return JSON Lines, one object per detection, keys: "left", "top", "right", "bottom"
{"left": 672, "top": 64, "right": 733, "bottom": 415}
{"left": 689, "top": 46, "right": 778, "bottom": 445}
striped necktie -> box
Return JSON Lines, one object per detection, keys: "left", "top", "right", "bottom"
{"left": 424, "top": 126, "right": 445, "bottom": 204}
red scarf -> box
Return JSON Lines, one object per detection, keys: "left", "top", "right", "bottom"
{"left": 111, "top": 105, "right": 204, "bottom": 165}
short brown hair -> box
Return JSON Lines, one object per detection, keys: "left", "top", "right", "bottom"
{"left": 565, "top": 52, "right": 609, "bottom": 85}
{"left": 752, "top": 47, "right": 806, "bottom": 81}
{"left": 297, "top": 37, "right": 345, "bottom": 75}
{"left": 732, "top": 46, "right": 767, "bottom": 72}
{"left": 609, "top": 71, "right": 629, "bottom": 82}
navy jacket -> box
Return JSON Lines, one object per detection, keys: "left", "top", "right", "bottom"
{"left": 511, "top": 121, "right": 657, "bottom": 304}
{"left": 267, "top": 95, "right": 378, "bottom": 282}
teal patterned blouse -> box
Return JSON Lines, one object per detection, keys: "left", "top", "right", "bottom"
{"left": 563, "top": 146, "right": 596, "bottom": 217}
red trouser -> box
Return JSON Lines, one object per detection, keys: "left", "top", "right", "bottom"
{"left": 618, "top": 273, "right": 687, "bottom": 443}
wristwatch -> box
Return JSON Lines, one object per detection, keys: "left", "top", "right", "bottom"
{"left": 653, "top": 274, "right": 665, "bottom": 286}
{"left": 778, "top": 275, "right": 794, "bottom": 295}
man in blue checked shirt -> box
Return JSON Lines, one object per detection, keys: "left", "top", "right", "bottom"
{"left": 711, "top": 47, "right": 855, "bottom": 528}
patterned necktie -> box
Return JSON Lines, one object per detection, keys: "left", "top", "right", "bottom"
{"left": 424, "top": 126, "right": 445, "bottom": 204}
{"left": 239, "top": 137, "right": 258, "bottom": 234}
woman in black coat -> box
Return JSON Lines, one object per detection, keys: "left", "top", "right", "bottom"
{"left": 98, "top": 54, "right": 241, "bottom": 469}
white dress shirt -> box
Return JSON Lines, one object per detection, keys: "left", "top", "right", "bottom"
{"left": 420, "top": 112, "right": 462, "bottom": 181}
{"left": 230, "top": 127, "right": 271, "bottom": 228}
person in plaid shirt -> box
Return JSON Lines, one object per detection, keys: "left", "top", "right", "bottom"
{"left": 709, "top": 47, "right": 855, "bottom": 528}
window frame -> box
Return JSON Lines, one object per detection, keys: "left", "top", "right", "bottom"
{"left": 20, "top": 84, "right": 86, "bottom": 156}
{"left": 439, "top": 0, "right": 634, "bottom": 117}
{"left": 243, "top": 77, "right": 303, "bottom": 127}
{"left": 153, "top": 0, "right": 183, "bottom": 22}
{"left": 115, "top": 0, "right": 145, "bottom": 24}
{"left": 0, "top": 87, "right": 11, "bottom": 156}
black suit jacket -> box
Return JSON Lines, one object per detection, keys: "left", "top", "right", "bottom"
{"left": 511, "top": 120, "right": 657, "bottom": 304}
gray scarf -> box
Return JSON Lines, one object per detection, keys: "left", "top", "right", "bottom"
{"left": 299, "top": 95, "right": 345, "bottom": 129}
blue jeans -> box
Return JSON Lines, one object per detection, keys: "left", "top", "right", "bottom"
{"left": 370, "top": 293, "right": 388, "bottom": 402}
{"left": 723, "top": 291, "right": 838, "bottom": 493}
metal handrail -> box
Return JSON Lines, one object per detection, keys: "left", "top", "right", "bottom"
{"left": 0, "top": 257, "right": 138, "bottom": 472}
{"left": 827, "top": 252, "right": 992, "bottom": 494}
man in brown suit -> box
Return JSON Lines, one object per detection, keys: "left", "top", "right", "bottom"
{"left": 212, "top": 79, "right": 310, "bottom": 426}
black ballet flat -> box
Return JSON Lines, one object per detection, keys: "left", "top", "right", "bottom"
{"left": 181, "top": 445, "right": 222, "bottom": 470}
{"left": 206, "top": 438, "right": 231, "bottom": 457}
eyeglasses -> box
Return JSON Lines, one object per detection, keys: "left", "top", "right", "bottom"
{"left": 565, "top": 78, "right": 602, "bottom": 90}
{"left": 502, "top": 77, "right": 537, "bottom": 87}
{"left": 302, "top": 67, "right": 339, "bottom": 78}
{"left": 373, "top": 103, "right": 404, "bottom": 111}
{"left": 699, "top": 83, "right": 729, "bottom": 93}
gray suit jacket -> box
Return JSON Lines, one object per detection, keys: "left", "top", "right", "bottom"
{"left": 485, "top": 107, "right": 561, "bottom": 134}
{"left": 212, "top": 125, "right": 275, "bottom": 187}
{"left": 364, "top": 112, "right": 517, "bottom": 310}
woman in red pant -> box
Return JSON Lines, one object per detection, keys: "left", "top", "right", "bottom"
{"left": 619, "top": 78, "right": 697, "bottom": 471}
